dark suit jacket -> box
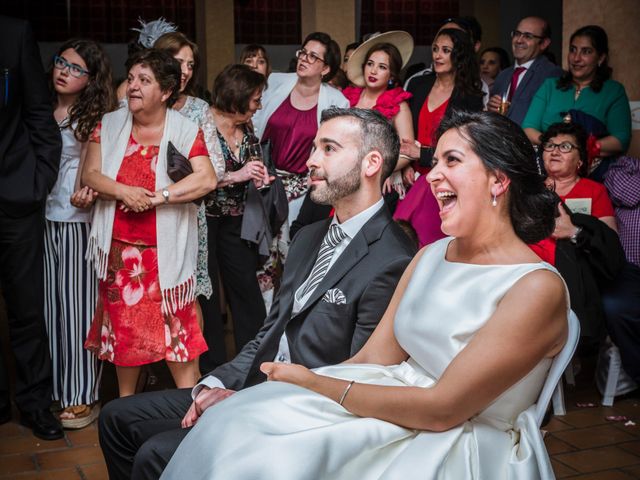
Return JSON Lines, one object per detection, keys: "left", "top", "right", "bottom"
{"left": 490, "top": 55, "right": 563, "bottom": 126}
{"left": 0, "top": 16, "right": 61, "bottom": 217}
{"left": 406, "top": 72, "right": 484, "bottom": 137}
{"left": 209, "top": 205, "right": 416, "bottom": 390}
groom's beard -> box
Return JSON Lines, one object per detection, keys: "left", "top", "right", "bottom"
{"left": 309, "top": 162, "right": 361, "bottom": 206}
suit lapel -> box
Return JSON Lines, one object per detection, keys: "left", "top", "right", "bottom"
{"left": 293, "top": 207, "right": 390, "bottom": 317}
{"left": 513, "top": 58, "right": 541, "bottom": 103}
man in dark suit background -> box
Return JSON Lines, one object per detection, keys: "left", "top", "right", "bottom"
{"left": 0, "top": 16, "right": 63, "bottom": 440}
{"left": 99, "top": 107, "right": 417, "bottom": 480}
{"left": 487, "top": 16, "right": 563, "bottom": 125}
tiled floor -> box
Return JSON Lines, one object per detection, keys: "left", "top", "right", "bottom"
{"left": 0, "top": 363, "right": 638, "bottom": 479}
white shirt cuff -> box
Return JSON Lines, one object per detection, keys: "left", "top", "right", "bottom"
{"left": 191, "top": 375, "right": 226, "bottom": 400}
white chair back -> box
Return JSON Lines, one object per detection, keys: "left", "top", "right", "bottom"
{"left": 534, "top": 310, "right": 580, "bottom": 426}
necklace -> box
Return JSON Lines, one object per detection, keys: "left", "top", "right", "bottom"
{"left": 573, "top": 84, "right": 587, "bottom": 101}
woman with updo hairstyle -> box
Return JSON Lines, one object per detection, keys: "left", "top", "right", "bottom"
{"left": 523, "top": 25, "right": 631, "bottom": 179}
{"left": 82, "top": 49, "right": 217, "bottom": 396}
{"left": 198, "top": 64, "right": 270, "bottom": 365}
{"left": 163, "top": 110, "right": 568, "bottom": 480}
{"left": 479, "top": 46, "right": 511, "bottom": 88}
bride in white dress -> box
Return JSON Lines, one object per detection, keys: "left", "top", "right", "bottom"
{"left": 162, "top": 111, "right": 568, "bottom": 479}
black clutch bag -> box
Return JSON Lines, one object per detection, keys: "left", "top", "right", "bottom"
{"left": 166, "top": 141, "right": 210, "bottom": 205}
{"left": 167, "top": 141, "right": 193, "bottom": 182}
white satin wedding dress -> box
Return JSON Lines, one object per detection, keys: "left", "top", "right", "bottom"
{"left": 162, "top": 238, "right": 560, "bottom": 479}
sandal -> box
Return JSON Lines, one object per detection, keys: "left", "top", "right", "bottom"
{"left": 59, "top": 403, "right": 100, "bottom": 429}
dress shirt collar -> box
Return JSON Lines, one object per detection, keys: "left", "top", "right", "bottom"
{"left": 331, "top": 198, "right": 385, "bottom": 240}
{"left": 514, "top": 58, "right": 535, "bottom": 70}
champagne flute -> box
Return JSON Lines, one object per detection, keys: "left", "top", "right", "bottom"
{"left": 247, "top": 142, "right": 263, "bottom": 164}
{"left": 247, "top": 142, "right": 269, "bottom": 189}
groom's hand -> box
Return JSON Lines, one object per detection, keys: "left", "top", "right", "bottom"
{"left": 181, "top": 387, "right": 236, "bottom": 428}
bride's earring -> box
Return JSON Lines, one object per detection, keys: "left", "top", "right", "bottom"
{"left": 492, "top": 193, "right": 497, "bottom": 207}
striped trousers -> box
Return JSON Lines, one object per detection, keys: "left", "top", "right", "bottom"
{"left": 44, "top": 220, "right": 102, "bottom": 407}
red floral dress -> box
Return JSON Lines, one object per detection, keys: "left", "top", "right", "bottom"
{"left": 85, "top": 124, "right": 209, "bottom": 366}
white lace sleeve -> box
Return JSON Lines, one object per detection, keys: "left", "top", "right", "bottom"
{"left": 202, "top": 107, "right": 226, "bottom": 179}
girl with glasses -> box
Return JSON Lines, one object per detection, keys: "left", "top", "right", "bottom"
{"left": 45, "top": 39, "right": 116, "bottom": 429}
{"left": 251, "top": 32, "right": 349, "bottom": 310}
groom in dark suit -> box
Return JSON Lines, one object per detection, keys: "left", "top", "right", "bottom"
{"left": 99, "top": 107, "right": 417, "bottom": 480}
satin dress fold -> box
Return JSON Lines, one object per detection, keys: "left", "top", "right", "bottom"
{"left": 162, "top": 237, "right": 559, "bottom": 479}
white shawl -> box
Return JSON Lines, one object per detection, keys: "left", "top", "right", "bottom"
{"left": 87, "top": 107, "right": 199, "bottom": 314}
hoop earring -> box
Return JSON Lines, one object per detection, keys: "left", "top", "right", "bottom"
{"left": 492, "top": 193, "right": 497, "bottom": 207}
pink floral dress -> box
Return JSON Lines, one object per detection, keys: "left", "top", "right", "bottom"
{"left": 84, "top": 124, "right": 209, "bottom": 366}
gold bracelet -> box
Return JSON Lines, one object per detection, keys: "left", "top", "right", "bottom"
{"left": 338, "top": 380, "right": 355, "bottom": 406}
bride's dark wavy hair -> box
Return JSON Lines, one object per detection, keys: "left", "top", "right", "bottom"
{"left": 436, "top": 110, "right": 557, "bottom": 243}
{"left": 51, "top": 39, "right": 116, "bottom": 142}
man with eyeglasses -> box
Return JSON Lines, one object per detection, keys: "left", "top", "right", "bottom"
{"left": 0, "top": 16, "right": 63, "bottom": 439}
{"left": 488, "top": 16, "right": 562, "bottom": 125}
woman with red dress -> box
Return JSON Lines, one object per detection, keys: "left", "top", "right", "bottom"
{"left": 529, "top": 122, "right": 622, "bottom": 344}
{"left": 81, "top": 49, "right": 217, "bottom": 396}
{"left": 395, "top": 28, "right": 484, "bottom": 247}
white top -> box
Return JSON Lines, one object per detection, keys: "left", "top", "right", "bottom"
{"left": 195, "top": 198, "right": 385, "bottom": 394}
{"left": 45, "top": 120, "right": 91, "bottom": 223}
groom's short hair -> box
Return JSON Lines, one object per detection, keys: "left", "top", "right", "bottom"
{"left": 320, "top": 107, "right": 399, "bottom": 183}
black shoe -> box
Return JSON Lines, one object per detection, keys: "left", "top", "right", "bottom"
{"left": 19, "top": 409, "right": 64, "bottom": 440}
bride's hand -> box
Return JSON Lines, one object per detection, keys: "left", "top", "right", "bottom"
{"left": 260, "top": 362, "right": 316, "bottom": 387}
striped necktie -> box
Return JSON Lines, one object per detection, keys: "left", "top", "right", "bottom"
{"left": 301, "top": 224, "right": 347, "bottom": 298}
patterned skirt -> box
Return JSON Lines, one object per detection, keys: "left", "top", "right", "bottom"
{"left": 85, "top": 239, "right": 208, "bottom": 367}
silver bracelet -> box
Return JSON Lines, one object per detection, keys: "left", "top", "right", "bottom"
{"left": 338, "top": 380, "right": 355, "bottom": 406}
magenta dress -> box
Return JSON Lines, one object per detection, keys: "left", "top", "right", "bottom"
{"left": 393, "top": 95, "right": 450, "bottom": 248}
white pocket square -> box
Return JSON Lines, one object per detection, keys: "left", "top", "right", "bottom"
{"left": 322, "top": 288, "right": 347, "bottom": 305}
